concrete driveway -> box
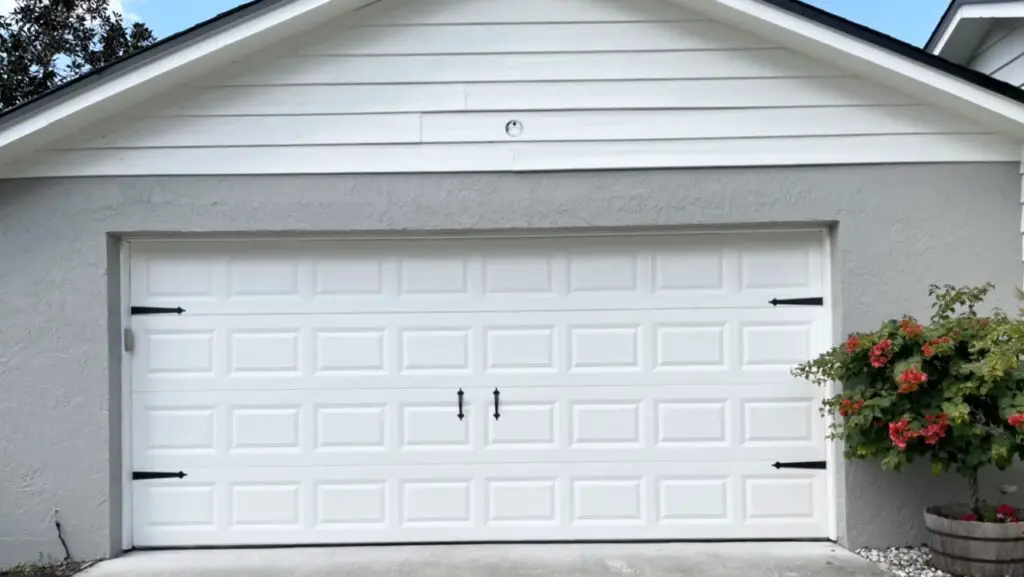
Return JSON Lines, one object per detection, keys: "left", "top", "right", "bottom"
{"left": 80, "top": 542, "right": 891, "bottom": 577}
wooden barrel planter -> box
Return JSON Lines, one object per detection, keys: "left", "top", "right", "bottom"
{"left": 925, "top": 505, "right": 1024, "bottom": 577}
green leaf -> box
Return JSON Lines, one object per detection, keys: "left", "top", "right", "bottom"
{"left": 790, "top": 283, "right": 1024, "bottom": 483}
{"left": 941, "top": 401, "right": 971, "bottom": 425}
{"left": 881, "top": 451, "right": 907, "bottom": 471}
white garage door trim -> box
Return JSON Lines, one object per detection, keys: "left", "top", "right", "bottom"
{"left": 119, "top": 229, "right": 838, "bottom": 549}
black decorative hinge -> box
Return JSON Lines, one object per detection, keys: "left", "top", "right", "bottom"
{"left": 131, "top": 306, "right": 185, "bottom": 316}
{"left": 769, "top": 297, "right": 823, "bottom": 307}
{"left": 772, "top": 461, "right": 827, "bottom": 470}
{"left": 132, "top": 471, "right": 187, "bottom": 480}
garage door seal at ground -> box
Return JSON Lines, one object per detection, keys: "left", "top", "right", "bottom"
{"left": 81, "top": 542, "right": 888, "bottom": 577}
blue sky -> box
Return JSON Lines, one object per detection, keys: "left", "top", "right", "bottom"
{"left": 128, "top": 0, "right": 950, "bottom": 47}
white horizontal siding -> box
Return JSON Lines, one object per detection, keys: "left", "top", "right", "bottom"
{"left": 216, "top": 50, "right": 843, "bottom": 85}
{"left": 14, "top": 0, "right": 1014, "bottom": 178}
{"left": 15, "top": 135, "right": 1018, "bottom": 178}
{"left": 300, "top": 21, "right": 773, "bottom": 55}
{"left": 154, "top": 78, "right": 917, "bottom": 117}
{"left": 63, "top": 106, "right": 982, "bottom": 149}
{"left": 969, "top": 19, "right": 1024, "bottom": 87}
{"left": 364, "top": 0, "right": 699, "bottom": 24}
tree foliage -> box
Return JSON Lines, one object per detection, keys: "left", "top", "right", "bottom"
{"left": 793, "top": 284, "right": 1024, "bottom": 519}
{"left": 0, "top": 0, "right": 156, "bottom": 111}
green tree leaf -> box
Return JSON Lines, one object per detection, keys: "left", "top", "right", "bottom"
{"left": 1, "top": 0, "right": 157, "bottom": 111}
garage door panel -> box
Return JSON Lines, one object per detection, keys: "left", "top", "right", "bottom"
{"left": 129, "top": 292, "right": 826, "bottom": 316}
{"left": 132, "top": 462, "right": 828, "bottom": 546}
{"left": 132, "top": 309, "right": 824, "bottom": 392}
{"left": 130, "top": 232, "right": 825, "bottom": 316}
{"left": 134, "top": 371, "right": 813, "bottom": 392}
{"left": 133, "top": 386, "right": 824, "bottom": 468}
{"left": 137, "top": 447, "right": 825, "bottom": 469}
{"left": 130, "top": 232, "right": 831, "bottom": 546}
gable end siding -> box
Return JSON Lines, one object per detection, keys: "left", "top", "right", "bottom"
{"left": 4, "top": 0, "right": 1017, "bottom": 178}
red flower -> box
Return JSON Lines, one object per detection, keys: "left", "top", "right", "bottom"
{"left": 838, "top": 399, "right": 865, "bottom": 417}
{"left": 870, "top": 339, "right": 893, "bottom": 368}
{"left": 888, "top": 415, "right": 948, "bottom": 449}
{"left": 996, "top": 504, "right": 1019, "bottom": 523}
{"left": 889, "top": 419, "right": 912, "bottom": 450}
{"left": 1009, "top": 414, "right": 1024, "bottom": 428}
{"left": 918, "top": 413, "right": 949, "bottom": 445}
{"left": 900, "top": 319, "right": 923, "bottom": 339}
{"left": 923, "top": 336, "right": 952, "bottom": 359}
{"left": 845, "top": 335, "right": 861, "bottom": 354}
{"left": 961, "top": 513, "right": 978, "bottom": 522}
{"left": 898, "top": 367, "right": 929, "bottom": 394}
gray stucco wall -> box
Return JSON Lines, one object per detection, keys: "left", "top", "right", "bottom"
{"left": 0, "top": 163, "right": 1021, "bottom": 564}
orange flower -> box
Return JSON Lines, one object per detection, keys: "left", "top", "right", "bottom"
{"left": 898, "top": 367, "right": 928, "bottom": 394}
{"left": 838, "top": 399, "right": 865, "bottom": 417}
{"left": 845, "top": 335, "right": 861, "bottom": 354}
{"left": 900, "top": 319, "right": 924, "bottom": 339}
{"left": 870, "top": 339, "right": 893, "bottom": 368}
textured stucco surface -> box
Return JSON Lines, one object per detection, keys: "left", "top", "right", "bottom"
{"left": 0, "top": 164, "right": 1020, "bottom": 564}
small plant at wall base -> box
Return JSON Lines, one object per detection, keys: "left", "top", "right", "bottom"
{"left": 793, "top": 283, "right": 1024, "bottom": 577}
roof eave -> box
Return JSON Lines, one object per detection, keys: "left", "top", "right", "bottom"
{"left": 0, "top": 0, "right": 379, "bottom": 167}
{"left": 928, "top": 0, "right": 1024, "bottom": 62}
{"left": 682, "top": 0, "right": 1024, "bottom": 138}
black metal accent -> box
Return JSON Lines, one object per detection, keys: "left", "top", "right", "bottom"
{"left": 133, "top": 471, "right": 187, "bottom": 480}
{"left": 131, "top": 306, "right": 185, "bottom": 316}
{"left": 457, "top": 389, "right": 465, "bottom": 421}
{"left": 772, "top": 461, "right": 827, "bottom": 470}
{"left": 769, "top": 297, "right": 823, "bottom": 307}
{"left": 493, "top": 388, "right": 501, "bottom": 421}
{"left": 54, "top": 517, "right": 70, "bottom": 561}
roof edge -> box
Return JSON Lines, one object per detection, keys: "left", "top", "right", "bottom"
{"left": 0, "top": 0, "right": 282, "bottom": 125}
{"left": 757, "top": 0, "right": 1024, "bottom": 107}
{"left": 927, "top": 0, "right": 1024, "bottom": 60}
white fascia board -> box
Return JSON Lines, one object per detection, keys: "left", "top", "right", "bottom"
{"left": 682, "top": 0, "right": 1024, "bottom": 138}
{"left": 933, "top": 9, "right": 967, "bottom": 55}
{"left": 0, "top": 0, "right": 376, "bottom": 160}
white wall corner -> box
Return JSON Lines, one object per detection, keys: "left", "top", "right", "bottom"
{"left": 1019, "top": 152, "right": 1024, "bottom": 285}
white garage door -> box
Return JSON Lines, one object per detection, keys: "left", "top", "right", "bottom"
{"left": 127, "top": 231, "right": 831, "bottom": 547}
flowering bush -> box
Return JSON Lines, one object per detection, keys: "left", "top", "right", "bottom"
{"left": 793, "top": 284, "right": 1024, "bottom": 520}
{"left": 960, "top": 503, "right": 1019, "bottom": 523}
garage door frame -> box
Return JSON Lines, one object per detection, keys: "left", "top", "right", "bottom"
{"left": 117, "top": 228, "right": 840, "bottom": 550}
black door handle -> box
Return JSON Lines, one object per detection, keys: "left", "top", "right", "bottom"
{"left": 457, "top": 388, "right": 465, "bottom": 421}
{"left": 493, "top": 388, "right": 501, "bottom": 420}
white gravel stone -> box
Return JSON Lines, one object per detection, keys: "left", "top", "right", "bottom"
{"left": 856, "top": 546, "right": 952, "bottom": 577}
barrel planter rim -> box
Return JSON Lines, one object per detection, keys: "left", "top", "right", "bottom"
{"left": 926, "top": 505, "right": 1024, "bottom": 539}
{"left": 925, "top": 504, "right": 1024, "bottom": 577}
